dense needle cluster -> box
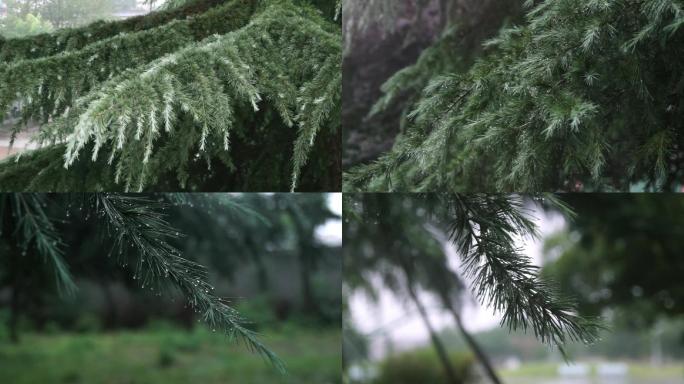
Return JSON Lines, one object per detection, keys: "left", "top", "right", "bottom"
{"left": 0, "top": 0, "right": 340, "bottom": 192}
{"left": 346, "top": 0, "right": 684, "bottom": 192}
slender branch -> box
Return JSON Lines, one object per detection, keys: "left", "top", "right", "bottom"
{"left": 97, "top": 193, "right": 284, "bottom": 371}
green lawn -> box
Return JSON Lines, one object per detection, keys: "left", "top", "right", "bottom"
{"left": 500, "top": 361, "right": 684, "bottom": 381}
{"left": 0, "top": 326, "right": 341, "bottom": 384}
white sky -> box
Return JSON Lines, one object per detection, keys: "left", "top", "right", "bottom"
{"left": 315, "top": 193, "right": 342, "bottom": 247}
{"left": 348, "top": 202, "right": 568, "bottom": 360}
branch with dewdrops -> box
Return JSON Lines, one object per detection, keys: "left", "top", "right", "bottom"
{"left": 8, "top": 194, "right": 77, "bottom": 296}
{"left": 96, "top": 193, "right": 285, "bottom": 371}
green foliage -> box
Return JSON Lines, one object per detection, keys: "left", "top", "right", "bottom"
{"left": 54, "top": 0, "right": 338, "bottom": 191}
{"left": 0, "top": 0, "right": 341, "bottom": 191}
{"left": 0, "top": 193, "right": 287, "bottom": 370}
{"left": 346, "top": 0, "right": 684, "bottom": 192}
{"left": 0, "top": 0, "right": 256, "bottom": 136}
{"left": 29, "top": 0, "right": 116, "bottom": 29}
{"left": 0, "top": 118, "right": 336, "bottom": 192}
{"left": 368, "top": 27, "right": 467, "bottom": 130}
{"left": 0, "top": 13, "right": 54, "bottom": 38}
{"left": 0, "top": 327, "right": 341, "bottom": 383}
{"left": 543, "top": 194, "right": 684, "bottom": 326}
{"left": 0, "top": 194, "right": 77, "bottom": 295}
{"left": 0, "top": 144, "right": 119, "bottom": 191}
{"left": 375, "top": 349, "right": 474, "bottom": 384}
{"left": 96, "top": 194, "right": 284, "bottom": 370}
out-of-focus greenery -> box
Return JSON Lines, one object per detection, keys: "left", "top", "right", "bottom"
{"left": 0, "top": 325, "right": 341, "bottom": 384}
{"left": 440, "top": 318, "right": 684, "bottom": 361}
{"left": 2, "top": 0, "right": 119, "bottom": 30}
{"left": 544, "top": 194, "right": 684, "bottom": 328}
{"left": 0, "top": 193, "right": 340, "bottom": 381}
{"left": 0, "top": 194, "right": 341, "bottom": 336}
{"left": 0, "top": 13, "right": 53, "bottom": 38}
{"left": 499, "top": 361, "right": 684, "bottom": 380}
{"left": 373, "top": 349, "right": 473, "bottom": 384}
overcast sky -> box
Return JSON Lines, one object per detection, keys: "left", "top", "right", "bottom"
{"left": 315, "top": 193, "right": 342, "bottom": 247}
{"left": 348, "top": 202, "right": 567, "bottom": 360}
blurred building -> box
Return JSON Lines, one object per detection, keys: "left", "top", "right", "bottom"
{"left": 111, "top": 9, "right": 148, "bottom": 19}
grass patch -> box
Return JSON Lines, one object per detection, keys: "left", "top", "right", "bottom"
{"left": 499, "top": 362, "right": 558, "bottom": 378}
{"left": 0, "top": 326, "right": 340, "bottom": 384}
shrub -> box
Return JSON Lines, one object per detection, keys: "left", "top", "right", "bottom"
{"left": 158, "top": 347, "right": 177, "bottom": 368}
{"left": 73, "top": 313, "right": 101, "bottom": 333}
{"left": 375, "top": 349, "right": 474, "bottom": 384}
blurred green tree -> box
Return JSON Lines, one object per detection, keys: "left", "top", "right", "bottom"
{"left": 3, "top": 0, "right": 115, "bottom": 28}
{"left": 0, "top": 13, "right": 53, "bottom": 38}
{"left": 544, "top": 194, "right": 684, "bottom": 328}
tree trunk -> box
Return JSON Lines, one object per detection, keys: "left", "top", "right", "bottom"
{"left": 9, "top": 269, "right": 20, "bottom": 344}
{"left": 100, "top": 280, "right": 117, "bottom": 329}
{"left": 299, "top": 252, "right": 318, "bottom": 315}
{"left": 406, "top": 283, "right": 460, "bottom": 384}
{"left": 2, "top": 218, "right": 21, "bottom": 344}
{"left": 3, "top": 201, "right": 21, "bottom": 344}
{"left": 292, "top": 217, "right": 320, "bottom": 316}
{"left": 446, "top": 303, "right": 502, "bottom": 384}
{"left": 247, "top": 237, "right": 270, "bottom": 292}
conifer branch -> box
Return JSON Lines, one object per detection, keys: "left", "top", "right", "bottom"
{"left": 8, "top": 194, "right": 77, "bottom": 295}
{"left": 96, "top": 193, "right": 285, "bottom": 371}
{"left": 347, "top": 0, "right": 684, "bottom": 191}
{"left": 0, "top": 0, "right": 256, "bottom": 135}
{"left": 0, "top": 0, "right": 340, "bottom": 191}
{"left": 438, "top": 195, "right": 602, "bottom": 351}
{"left": 50, "top": 1, "right": 339, "bottom": 191}
{"left": 347, "top": 194, "right": 603, "bottom": 355}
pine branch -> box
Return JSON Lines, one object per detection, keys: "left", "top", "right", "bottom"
{"left": 48, "top": 0, "right": 340, "bottom": 191}
{"left": 10, "top": 194, "right": 77, "bottom": 295}
{"left": 346, "top": 194, "right": 603, "bottom": 356}
{"left": 439, "top": 195, "right": 602, "bottom": 350}
{"left": 96, "top": 193, "right": 284, "bottom": 371}
{"left": 0, "top": 0, "right": 340, "bottom": 191}
{"left": 0, "top": 0, "right": 257, "bottom": 134}
{"left": 347, "top": 0, "right": 684, "bottom": 192}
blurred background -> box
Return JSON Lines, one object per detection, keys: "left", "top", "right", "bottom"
{"left": 343, "top": 194, "right": 684, "bottom": 384}
{"left": 0, "top": 193, "right": 342, "bottom": 384}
